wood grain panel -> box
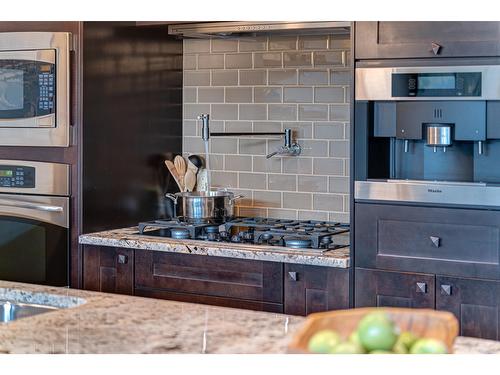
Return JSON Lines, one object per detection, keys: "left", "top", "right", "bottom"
{"left": 153, "top": 263, "right": 262, "bottom": 286}
{"left": 284, "top": 264, "right": 350, "bottom": 316}
{"left": 437, "top": 276, "right": 500, "bottom": 340}
{"left": 135, "top": 287, "right": 283, "bottom": 313}
{"left": 82, "top": 245, "right": 134, "bottom": 295}
{"left": 355, "top": 268, "right": 435, "bottom": 309}
{"left": 135, "top": 250, "right": 282, "bottom": 303}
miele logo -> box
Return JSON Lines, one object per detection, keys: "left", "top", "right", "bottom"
{"left": 428, "top": 188, "right": 443, "bottom": 193}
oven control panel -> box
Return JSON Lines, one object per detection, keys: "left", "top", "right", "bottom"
{"left": 0, "top": 165, "right": 35, "bottom": 188}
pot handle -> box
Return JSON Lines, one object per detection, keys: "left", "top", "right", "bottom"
{"left": 165, "top": 193, "right": 178, "bottom": 204}
{"left": 229, "top": 194, "right": 244, "bottom": 204}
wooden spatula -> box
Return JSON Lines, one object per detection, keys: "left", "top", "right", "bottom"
{"left": 174, "top": 155, "right": 186, "bottom": 191}
{"left": 184, "top": 169, "right": 197, "bottom": 192}
{"left": 165, "top": 160, "right": 183, "bottom": 191}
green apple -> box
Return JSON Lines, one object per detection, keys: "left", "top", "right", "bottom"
{"left": 307, "top": 330, "right": 341, "bottom": 354}
{"left": 357, "top": 312, "right": 398, "bottom": 351}
{"left": 409, "top": 338, "right": 448, "bottom": 354}
{"left": 369, "top": 350, "right": 394, "bottom": 354}
{"left": 329, "top": 342, "right": 365, "bottom": 354}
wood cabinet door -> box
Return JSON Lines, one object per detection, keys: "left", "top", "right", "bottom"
{"left": 284, "top": 264, "right": 350, "bottom": 316}
{"left": 355, "top": 21, "right": 500, "bottom": 59}
{"left": 83, "top": 245, "right": 134, "bottom": 295}
{"left": 437, "top": 276, "right": 500, "bottom": 340}
{"left": 355, "top": 268, "right": 435, "bottom": 309}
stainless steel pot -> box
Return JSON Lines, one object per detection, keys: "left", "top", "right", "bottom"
{"left": 165, "top": 189, "right": 243, "bottom": 224}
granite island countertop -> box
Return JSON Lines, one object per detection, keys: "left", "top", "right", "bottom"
{"left": 1, "top": 280, "right": 500, "bottom": 354}
{"left": 79, "top": 226, "right": 350, "bottom": 268}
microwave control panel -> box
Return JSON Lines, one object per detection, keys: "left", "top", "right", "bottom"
{"left": 0, "top": 166, "right": 35, "bottom": 188}
{"left": 38, "top": 64, "right": 56, "bottom": 113}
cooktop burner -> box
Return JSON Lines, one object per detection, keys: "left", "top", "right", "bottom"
{"left": 137, "top": 217, "right": 349, "bottom": 251}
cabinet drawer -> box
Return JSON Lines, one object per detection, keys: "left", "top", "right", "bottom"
{"left": 356, "top": 21, "right": 500, "bottom": 59}
{"left": 135, "top": 250, "right": 283, "bottom": 304}
{"left": 355, "top": 203, "right": 500, "bottom": 279}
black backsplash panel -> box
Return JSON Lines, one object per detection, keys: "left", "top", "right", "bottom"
{"left": 82, "top": 22, "right": 182, "bottom": 232}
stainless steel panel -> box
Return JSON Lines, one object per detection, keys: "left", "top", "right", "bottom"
{"left": 355, "top": 65, "right": 500, "bottom": 101}
{"left": 0, "top": 160, "right": 69, "bottom": 196}
{"left": 426, "top": 125, "right": 452, "bottom": 146}
{"left": 0, "top": 49, "right": 55, "bottom": 64}
{"left": 0, "top": 194, "right": 69, "bottom": 228}
{"left": 0, "top": 32, "right": 71, "bottom": 146}
{"left": 355, "top": 180, "right": 500, "bottom": 207}
{"left": 168, "top": 21, "right": 351, "bottom": 37}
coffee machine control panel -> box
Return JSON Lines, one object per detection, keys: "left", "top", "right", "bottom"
{"left": 392, "top": 72, "right": 481, "bottom": 97}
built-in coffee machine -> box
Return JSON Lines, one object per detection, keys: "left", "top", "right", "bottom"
{"left": 355, "top": 63, "right": 500, "bottom": 207}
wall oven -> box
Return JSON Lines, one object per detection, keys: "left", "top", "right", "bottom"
{"left": 0, "top": 32, "right": 71, "bottom": 147}
{"left": 0, "top": 160, "right": 70, "bottom": 286}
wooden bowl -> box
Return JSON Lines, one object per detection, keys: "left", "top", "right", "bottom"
{"left": 288, "top": 307, "right": 459, "bottom": 353}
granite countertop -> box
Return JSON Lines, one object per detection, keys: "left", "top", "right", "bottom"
{"left": 1, "top": 280, "right": 500, "bottom": 354}
{"left": 79, "top": 226, "right": 350, "bottom": 268}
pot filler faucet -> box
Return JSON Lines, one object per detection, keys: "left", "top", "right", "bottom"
{"left": 197, "top": 114, "right": 301, "bottom": 159}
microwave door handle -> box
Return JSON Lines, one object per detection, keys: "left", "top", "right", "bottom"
{"left": 0, "top": 199, "right": 64, "bottom": 213}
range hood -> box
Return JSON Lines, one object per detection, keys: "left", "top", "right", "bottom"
{"left": 168, "top": 21, "right": 351, "bottom": 38}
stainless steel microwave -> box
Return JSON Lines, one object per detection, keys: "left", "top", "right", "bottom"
{"left": 0, "top": 32, "right": 72, "bottom": 147}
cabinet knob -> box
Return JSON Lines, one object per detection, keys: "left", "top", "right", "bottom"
{"left": 440, "top": 284, "right": 452, "bottom": 296}
{"left": 416, "top": 282, "right": 427, "bottom": 294}
{"left": 288, "top": 271, "right": 298, "bottom": 281}
{"left": 117, "top": 254, "right": 128, "bottom": 264}
{"left": 431, "top": 42, "right": 442, "bottom": 55}
{"left": 430, "top": 236, "right": 441, "bottom": 248}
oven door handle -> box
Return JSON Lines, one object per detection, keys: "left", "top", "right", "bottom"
{"left": 0, "top": 199, "right": 64, "bottom": 213}
{"left": 0, "top": 195, "right": 69, "bottom": 228}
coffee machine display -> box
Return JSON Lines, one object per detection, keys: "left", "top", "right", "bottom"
{"left": 354, "top": 64, "right": 500, "bottom": 207}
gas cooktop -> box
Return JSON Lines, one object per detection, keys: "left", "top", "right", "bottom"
{"left": 137, "top": 217, "right": 349, "bottom": 251}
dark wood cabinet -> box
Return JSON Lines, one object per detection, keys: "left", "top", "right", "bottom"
{"left": 436, "top": 276, "right": 500, "bottom": 340}
{"left": 355, "top": 203, "right": 500, "bottom": 280}
{"left": 82, "top": 245, "right": 351, "bottom": 315}
{"left": 355, "top": 268, "right": 435, "bottom": 309}
{"left": 134, "top": 250, "right": 284, "bottom": 313}
{"left": 284, "top": 264, "right": 349, "bottom": 316}
{"left": 354, "top": 268, "right": 500, "bottom": 340}
{"left": 83, "top": 246, "right": 134, "bottom": 295}
{"left": 355, "top": 21, "right": 500, "bottom": 59}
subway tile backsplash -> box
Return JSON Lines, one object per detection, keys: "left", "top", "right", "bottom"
{"left": 182, "top": 34, "right": 350, "bottom": 222}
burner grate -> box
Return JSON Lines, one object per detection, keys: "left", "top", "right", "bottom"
{"left": 137, "top": 216, "right": 349, "bottom": 250}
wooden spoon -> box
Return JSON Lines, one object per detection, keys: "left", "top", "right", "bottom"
{"left": 184, "top": 169, "right": 197, "bottom": 192}
{"left": 174, "top": 155, "right": 186, "bottom": 190}
{"left": 164, "top": 160, "right": 183, "bottom": 191}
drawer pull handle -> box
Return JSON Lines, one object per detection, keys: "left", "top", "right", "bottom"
{"left": 416, "top": 282, "right": 427, "bottom": 294}
{"left": 430, "top": 236, "right": 441, "bottom": 248}
{"left": 431, "top": 42, "right": 442, "bottom": 55}
{"left": 117, "top": 254, "right": 128, "bottom": 264}
{"left": 441, "top": 284, "right": 452, "bottom": 296}
{"left": 288, "top": 271, "right": 298, "bottom": 281}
